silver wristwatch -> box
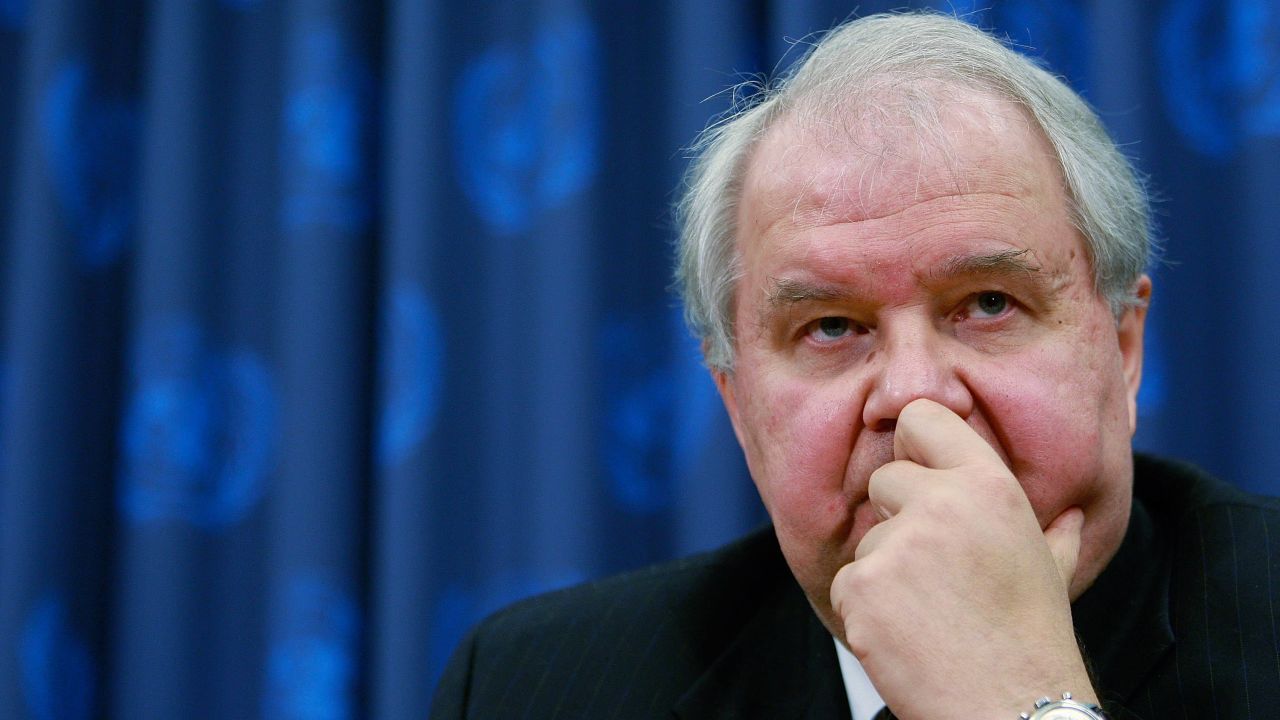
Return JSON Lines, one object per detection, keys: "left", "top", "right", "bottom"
{"left": 1019, "top": 692, "right": 1108, "bottom": 719}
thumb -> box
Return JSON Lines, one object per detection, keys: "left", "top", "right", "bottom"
{"left": 1043, "top": 506, "right": 1084, "bottom": 593}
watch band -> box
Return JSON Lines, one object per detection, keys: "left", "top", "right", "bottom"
{"left": 1019, "top": 691, "right": 1109, "bottom": 719}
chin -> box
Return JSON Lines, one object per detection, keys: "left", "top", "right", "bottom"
{"left": 1070, "top": 491, "right": 1132, "bottom": 600}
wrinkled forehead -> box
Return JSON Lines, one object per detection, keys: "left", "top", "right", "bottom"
{"left": 740, "top": 87, "right": 1066, "bottom": 228}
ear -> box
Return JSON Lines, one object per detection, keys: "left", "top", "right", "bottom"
{"left": 1117, "top": 274, "right": 1152, "bottom": 435}
{"left": 711, "top": 366, "right": 748, "bottom": 450}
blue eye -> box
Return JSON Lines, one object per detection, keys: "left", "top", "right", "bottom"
{"left": 808, "top": 317, "right": 854, "bottom": 342}
{"left": 973, "top": 292, "right": 1008, "bottom": 317}
{"left": 818, "top": 317, "right": 848, "bottom": 337}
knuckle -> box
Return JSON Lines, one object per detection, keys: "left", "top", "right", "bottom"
{"left": 915, "top": 489, "right": 953, "bottom": 517}
{"left": 851, "top": 552, "right": 888, "bottom": 588}
{"left": 832, "top": 556, "right": 876, "bottom": 600}
{"left": 897, "top": 519, "right": 945, "bottom": 555}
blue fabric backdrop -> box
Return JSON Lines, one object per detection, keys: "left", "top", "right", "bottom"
{"left": 1, "top": 1, "right": 1278, "bottom": 718}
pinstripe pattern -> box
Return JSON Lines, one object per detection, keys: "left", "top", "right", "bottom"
{"left": 1081, "top": 456, "right": 1280, "bottom": 719}
{"left": 430, "top": 528, "right": 850, "bottom": 719}
{"left": 431, "top": 455, "right": 1280, "bottom": 719}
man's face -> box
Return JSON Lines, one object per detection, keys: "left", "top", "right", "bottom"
{"left": 714, "top": 94, "right": 1148, "bottom": 635}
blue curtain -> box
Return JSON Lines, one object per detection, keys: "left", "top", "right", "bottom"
{"left": 1, "top": 1, "right": 1277, "bottom": 718}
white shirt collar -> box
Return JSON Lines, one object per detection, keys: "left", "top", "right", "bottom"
{"left": 833, "top": 637, "right": 886, "bottom": 720}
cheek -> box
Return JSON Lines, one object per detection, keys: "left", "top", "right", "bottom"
{"left": 976, "top": 338, "right": 1129, "bottom": 519}
{"left": 730, "top": 361, "right": 878, "bottom": 618}
{"left": 733, "top": 363, "right": 862, "bottom": 529}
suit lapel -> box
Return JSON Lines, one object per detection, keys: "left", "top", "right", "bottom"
{"left": 672, "top": 577, "right": 851, "bottom": 720}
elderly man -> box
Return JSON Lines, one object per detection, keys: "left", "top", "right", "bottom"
{"left": 432, "top": 12, "right": 1280, "bottom": 720}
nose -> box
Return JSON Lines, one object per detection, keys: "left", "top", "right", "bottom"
{"left": 861, "top": 324, "right": 974, "bottom": 432}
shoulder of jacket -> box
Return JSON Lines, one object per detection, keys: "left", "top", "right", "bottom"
{"left": 470, "top": 525, "right": 786, "bottom": 647}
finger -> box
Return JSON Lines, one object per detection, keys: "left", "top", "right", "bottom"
{"left": 852, "top": 512, "right": 896, "bottom": 560}
{"left": 866, "top": 458, "right": 932, "bottom": 519}
{"left": 1043, "top": 506, "right": 1084, "bottom": 591}
{"left": 893, "top": 398, "right": 1004, "bottom": 470}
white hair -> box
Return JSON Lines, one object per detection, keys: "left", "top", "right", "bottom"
{"left": 675, "top": 11, "right": 1153, "bottom": 372}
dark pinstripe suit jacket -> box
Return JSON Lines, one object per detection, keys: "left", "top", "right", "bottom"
{"left": 431, "top": 455, "right": 1280, "bottom": 719}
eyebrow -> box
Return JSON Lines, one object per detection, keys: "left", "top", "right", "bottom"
{"left": 766, "top": 277, "right": 858, "bottom": 309}
{"left": 928, "top": 248, "right": 1042, "bottom": 282}
{"left": 764, "top": 249, "right": 1051, "bottom": 312}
